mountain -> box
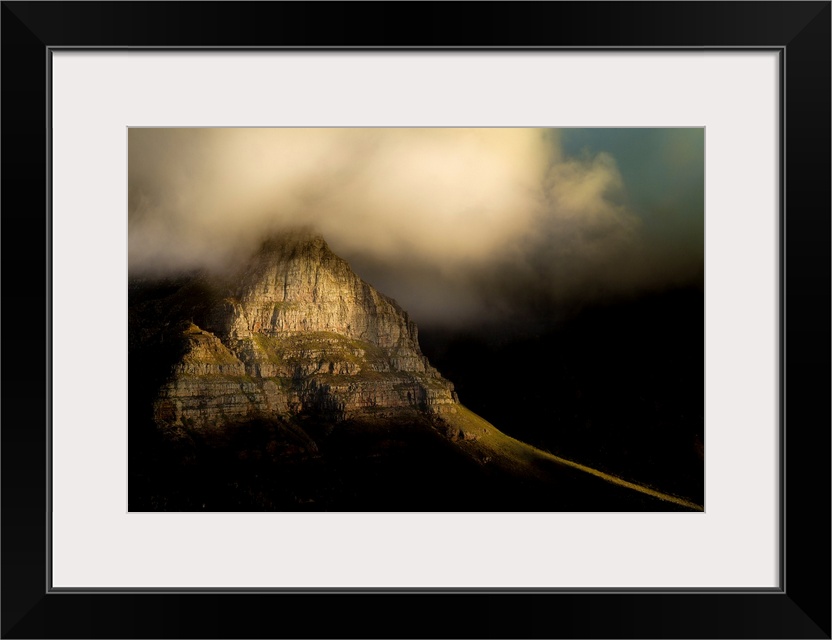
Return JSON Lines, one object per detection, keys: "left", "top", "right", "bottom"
{"left": 128, "top": 229, "right": 701, "bottom": 512}
{"left": 154, "top": 230, "right": 457, "bottom": 430}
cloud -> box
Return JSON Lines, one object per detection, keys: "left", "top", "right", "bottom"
{"left": 129, "top": 128, "right": 702, "bottom": 326}
{"left": 129, "top": 128, "right": 548, "bottom": 270}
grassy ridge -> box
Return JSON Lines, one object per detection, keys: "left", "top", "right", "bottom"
{"left": 442, "top": 406, "right": 703, "bottom": 511}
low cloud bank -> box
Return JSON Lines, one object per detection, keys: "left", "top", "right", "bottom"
{"left": 129, "top": 128, "right": 703, "bottom": 325}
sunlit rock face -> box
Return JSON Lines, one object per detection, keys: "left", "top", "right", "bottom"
{"left": 154, "top": 230, "right": 458, "bottom": 430}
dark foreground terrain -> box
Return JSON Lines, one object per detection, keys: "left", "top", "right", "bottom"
{"left": 129, "top": 407, "right": 697, "bottom": 512}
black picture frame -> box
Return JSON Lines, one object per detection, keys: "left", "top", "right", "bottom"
{"left": 2, "top": 2, "right": 829, "bottom": 638}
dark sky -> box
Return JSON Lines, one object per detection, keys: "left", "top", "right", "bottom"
{"left": 129, "top": 128, "right": 704, "bottom": 328}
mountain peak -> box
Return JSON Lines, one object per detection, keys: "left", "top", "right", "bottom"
{"left": 256, "top": 226, "right": 330, "bottom": 258}
{"left": 153, "top": 232, "right": 458, "bottom": 430}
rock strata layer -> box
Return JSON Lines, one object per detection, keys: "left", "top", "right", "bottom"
{"left": 153, "top": 231, "right": 458, "bottom": 430}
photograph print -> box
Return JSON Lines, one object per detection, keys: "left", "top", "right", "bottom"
{"left": 128, "top": 127, "right": 704, "bottom": 512}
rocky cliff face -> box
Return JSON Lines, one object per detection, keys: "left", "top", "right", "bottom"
{"left": 152, "top": 230, "right": 458, "bottom": 430}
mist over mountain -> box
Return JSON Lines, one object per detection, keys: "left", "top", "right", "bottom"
{"left": 128, "top": 128, "right": 704, "bottom": 327}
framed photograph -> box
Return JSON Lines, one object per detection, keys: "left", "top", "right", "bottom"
{"left": 3, "top": 2, "right": 829, "bottom": 638}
